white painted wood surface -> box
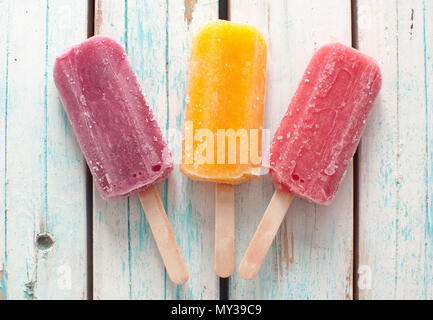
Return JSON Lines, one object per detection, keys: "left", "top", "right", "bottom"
{"left": 93, "top": 0, "right": 219, "bottom": 299}
{"left": 93, "top": 0, "right": 164, "bottom": 300}
{"left": 0, "top": 0, "right": 8, "bottom": 300}
{"left": 0, "top": 0, "right": 88, "bottom": 299}
{"left": 357, "top": 0, "right": 433, "bottom": 299}
{"left": 165, "top": 0, "right": 219, "bottom": 300}
{"left": 2, "top": 0, "right": 433, "bottom": 300}
{"left": 229, "top": 0, "right": 354, "bottom": 299}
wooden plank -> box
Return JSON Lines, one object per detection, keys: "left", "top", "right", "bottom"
{"left": 93, "top": 0, "right": 166, "bottom": 299}
{"left": 165, "top": 0, "right": 219, "bottom": 299}
{"left": 357, "top": 0, "right": 433, "bottom": 299}
{"left": 229, "top": 0, "right": 353, "bottom": 299}
{"left": 1, "top": 0, "right": 88, "bottom": 299}
{"left": 93, "top": 0, "right": 219, "bottom": 299}
{"left": 0, "top": 0, "right": 9, "bottom": 300}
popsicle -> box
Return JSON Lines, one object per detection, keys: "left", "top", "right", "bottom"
{"left": 239, "top": 43, "right": 382, "bottom": 280}
{"left": 181, "top": 20, "right": 267, "bottom": 277}
{"left": 54, "top": 35, "right": 189, "bottom": 284}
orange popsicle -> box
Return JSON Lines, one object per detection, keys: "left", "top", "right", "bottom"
{"left": 181, "top": 20, "right": 267, "bottom": 277}
{"left": 181, "top": 20, "right": 267, "bottom": 183}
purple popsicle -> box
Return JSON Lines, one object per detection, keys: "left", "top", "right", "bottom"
{"left": 54, "top": 35, "right": 172, "bottom": 200}
{"left": 54, "top": 36, "right": 188, "bottom": 285}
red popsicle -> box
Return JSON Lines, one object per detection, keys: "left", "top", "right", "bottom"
{"left": 54, "top": 36, "right": 188, "bottom": 284}
{"left": 239, "top": 43, "right": 382, "bottom": 279}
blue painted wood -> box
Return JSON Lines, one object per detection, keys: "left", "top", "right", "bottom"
{"left": 229, "top": 0, "right": 353, "bottom": 299}
{"left": 93, "top": 0, "right": 166, "bottom": 299}
{"left": 424, "top": 0, "right": 433, "bottom": 299}
{"left": 93, "top": 0, "right": 132, "bottom": 299}
{"left": 2, "top": 0, "right": 433, "bottom": 300}
{"left": 0, "top": 0, "right": 88, "bottom": 299}
{"left": 165, "top": 0, "right": 219, "bottom": 299}
{"left": 357, "top": 0, "right": 433, "bottom": 299}
{"left": 93, "top": 0, "right": 219, "bottom": 299}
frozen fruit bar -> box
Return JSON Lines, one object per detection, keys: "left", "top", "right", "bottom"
{"left": 54, "top": 36, "right": 188, "bottom": 284}
{"left": 54, "top": 35, "right": 173, "bottom": 200}
{"left": 239, "top": 43, "right": 382, "bottom": 280}
{"left": 181, "top": 20, "right": 267, "bottom": 184}
{"left": 269, "top": 43, "right": 382, "bottom": 204}
{"left": 181, "top": 20, "right": 267, "bottom": 278}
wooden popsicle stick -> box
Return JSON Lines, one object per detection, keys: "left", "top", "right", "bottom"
{"left": 215, "top": 183, "right": 235, "bottom": 278}
{"left": 239, "top": 189, "right": 294, "bottom": 280}
{"left": 138, "top": 185, "right": 189, "bottom": 285}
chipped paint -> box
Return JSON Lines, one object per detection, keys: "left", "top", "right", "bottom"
{"left": 184, "top": 0, "right": 198, "bottom": 25}
{"left": 0, "top": 0, "right": 89, "bottom": 300}
{"left": 95, "top": 0, "right": 103, "bottom": 34}
{"left": 273, "top": 221, "right": 295, "bottom": 275}
{"left": 289, "top": 231, "right": 294, "bottom": 264}
{"left": 24, "top": 281, "right": 36, "bottom": 300}
{"left": 410, "top": 8, "right": 414, "bottom": 39}
{"left": 92, "top": 0, "right": 219, "bottom": 299}
{"left": 282, "top": 224, "right": 289, "bottom": 268}
{"left": 0, "top": 267, "right": 6, "bottom": 300}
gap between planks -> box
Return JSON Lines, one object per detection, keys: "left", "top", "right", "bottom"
{"left": 87, "top": 0, "right": 95, "bottom": 301}
{"left": 86, "top": 0, "right": 360, "bottom": 300}
{"left": 218, "top": 0, "right": 230, "bottom": 301}
{"left": 351, "top": 0, "right": 360, "bottom": 301}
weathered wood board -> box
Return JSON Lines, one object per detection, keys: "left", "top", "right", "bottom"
{"left": 229, "top": 0, "right": 354, "bottom": 299}
{"left": 165, "top": 0, "right": 220, "bottom": 300}
{"left": 93, "top": 0, "right": 219, "bottom": 300}
{"left": 357, "top": 0, "right": 433, "bottom": 299}
{"left": 0, "top": 0, "right": 8, "bottom": 300}
{"left": 0, "top": 0, "right": 89, "bottom": 299}
{"left": 1, "top": 0, "right": 433, "bottom": 300}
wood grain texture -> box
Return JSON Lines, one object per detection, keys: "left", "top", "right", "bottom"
{"left": 93, "top": 0, "right": 166, "bottom": 300}
{"left": 239, "top": 190, "right": 294, "bottom": 281}
{"left": 138, "top": 186, "right": 189, "bottom": 285}
{"left": 424, "top": 0, "right": 433, "bottom": 300}
{"left": 215, "top": 184, "right": 235, "bottom": 278}
{"left": 0, "top": 0, "right": 9, "bottom": 300}
{"left": 93, "top": 0, "right": 219, "bottom": 299}
{"left": 0, "top": 0, "right": 88, "bottom": 299}
{"left": 165, "top": 0, "right": 219, "bottom": 299}
{"left": 229, "top": 0, "right": 354, "bottom": 299}
{"left": 357, "top": 0, "right": 433, "bottom": 299}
